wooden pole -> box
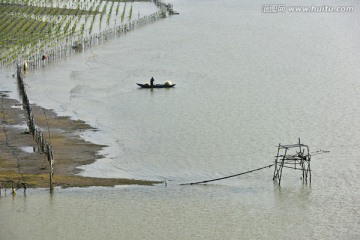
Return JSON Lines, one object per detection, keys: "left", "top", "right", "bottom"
{"left": 308, "top": 160, "right": 311, "bottom": 184}
{"left": 273, "top": 143, "right": 280, "bottom": 180}
{"left": 47, "top": 144, "right": 54, "bottom": 193}
{"left": 278, "top": 148, "right": 287, "bottom": 186}
{"left": 11, "top": 181, "right": 16, "bottom": 195}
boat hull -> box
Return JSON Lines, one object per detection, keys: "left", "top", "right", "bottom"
{"left": 136, "top": 83, "right": 176, "bottom": 88}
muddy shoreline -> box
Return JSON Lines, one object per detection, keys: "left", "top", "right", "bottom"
{"left": 0, "top": 92, "right": 159, "bottom": 188}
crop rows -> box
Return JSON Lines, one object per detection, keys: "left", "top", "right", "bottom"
{"left": 0, "top": 0, "right": 147, "bottom": 66}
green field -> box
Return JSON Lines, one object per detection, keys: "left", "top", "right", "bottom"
{"left": 0, "top": 0, "right": 151, "bottom": 66}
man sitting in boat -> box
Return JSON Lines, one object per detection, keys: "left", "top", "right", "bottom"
{"left": 150, "top": 77, "right": 155, "bottom": 86}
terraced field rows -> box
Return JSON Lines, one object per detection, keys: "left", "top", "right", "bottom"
{"left": 0, "top": 0, "right": 155, "bottom": 66}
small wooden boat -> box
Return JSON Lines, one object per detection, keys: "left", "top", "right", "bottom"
{"left": 136, "top": 83, "right": 176, "bottom": 88}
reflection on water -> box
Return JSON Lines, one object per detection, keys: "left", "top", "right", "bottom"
{"left": 1, "top": 0, "right": 360, "bottom": 239}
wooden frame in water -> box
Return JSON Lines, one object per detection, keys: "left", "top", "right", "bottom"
{"left": 273, "top": 138, "right": 311, "bottom": 186}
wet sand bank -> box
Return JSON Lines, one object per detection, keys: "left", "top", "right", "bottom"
{"left": 0, "top": 92, "right": 159, "bottom": 188}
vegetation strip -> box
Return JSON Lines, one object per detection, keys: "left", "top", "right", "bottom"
{"left": 0, "top": 0, "right": 176, "bottom": 66}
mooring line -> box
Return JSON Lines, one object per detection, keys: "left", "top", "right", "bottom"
{"left": 180, "top": 164, "right": 274, "bottom": 186}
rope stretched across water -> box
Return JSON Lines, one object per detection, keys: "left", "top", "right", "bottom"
{"left": 180, "top": 164, "right": 274, "bottom": 185}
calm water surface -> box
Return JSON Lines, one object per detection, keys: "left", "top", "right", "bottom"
{"left": 1, "top": 0, "right": 360, "bottom": 239}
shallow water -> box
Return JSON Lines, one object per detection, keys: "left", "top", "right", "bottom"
{"left": 0, "top": 181, "right": 359, "bottom": 240}
{"left": 1, "top": 0, "right": 360, "bottom": 239}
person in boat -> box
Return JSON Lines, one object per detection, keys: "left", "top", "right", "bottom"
{"left": 150, "top": 77, "right": 155, "bottom": 87}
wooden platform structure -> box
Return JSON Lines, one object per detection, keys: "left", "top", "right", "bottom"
{"left": 273, "top": 138, "right": 311, "bottom": 186}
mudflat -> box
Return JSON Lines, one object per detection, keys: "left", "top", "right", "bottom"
{"left": 0, "top": 92, "right": 159, "bottom": 188}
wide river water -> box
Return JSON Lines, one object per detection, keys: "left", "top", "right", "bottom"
{"left": 1, "top": 0, "right": 360, "bottom": 239}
